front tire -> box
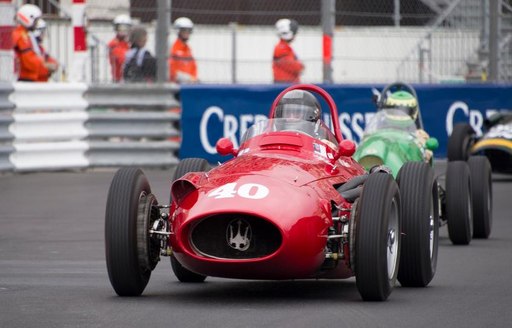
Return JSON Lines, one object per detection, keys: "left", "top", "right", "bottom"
{"left": 396, "top": 162, "right": 439, "bottom": 287}
{"left": 445, "top": 161, "right": 473, "bottom": 245}
{"left": 468, "top": 156, "right": 493, "bottom": 238}
{"left": 447, "top": 123, "right": 474, "bottom": 161}
{"left": 105, "top": 168, "right": 159, "bottom": 296}
{"left": 355, "top": 173, "right": 401, "bottom": 301}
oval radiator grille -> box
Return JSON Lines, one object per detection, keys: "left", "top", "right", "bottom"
{"left": 190, "top": 214, "right": 282, "bottom": 259}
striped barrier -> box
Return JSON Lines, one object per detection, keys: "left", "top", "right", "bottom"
{"left": 0, "top": 82, "right": 181, "bottom": 172}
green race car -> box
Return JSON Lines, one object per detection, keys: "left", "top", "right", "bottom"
{"left": 353, "top": 82, "right": 493, "bottom": 288}
{"left": 354, "top": 108, "right": 438, "bottom": 176}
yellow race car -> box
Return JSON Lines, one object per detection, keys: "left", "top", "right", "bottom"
{"left": 448, "top": 112, "right": 512, "bottom": 173}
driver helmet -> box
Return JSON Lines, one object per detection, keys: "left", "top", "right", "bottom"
{"left": 382, "top": 90, "right": 419, "bottom": 121}
{"left": 275, "top": 90, "right": 321, "bottom": 122}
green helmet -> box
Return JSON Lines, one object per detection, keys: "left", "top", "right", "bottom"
{"left": 383, "top": 91, "right": 419, "bottom": 120}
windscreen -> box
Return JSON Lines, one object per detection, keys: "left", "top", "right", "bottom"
{"left": 241, "top": 118, "right": 338, "bottom": 147}
{"left": 364, "top": 110, "right": 417, "bottom": 136}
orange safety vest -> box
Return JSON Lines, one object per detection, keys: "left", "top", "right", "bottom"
{"left": 37, "top": 44, "right": 58, "bottom": 82}
{"left": 168, "top": 38, "right": 197, "bottom": 83}
{"left": 108, "top": 38, "right": 130, "bottom": 82}
{"left": 272, "top": 39, "right": 304, "bottom": 83}
{"left": 12, "top": 26, "right": 48, "bottom": 82}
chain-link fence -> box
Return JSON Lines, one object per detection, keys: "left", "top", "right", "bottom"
{"left": 2, "top": 0, "right": 511, "bottom": 84}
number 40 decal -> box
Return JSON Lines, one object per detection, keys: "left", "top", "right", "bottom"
{"left": 208, "top": 182, "right": 269, "bottom": 199}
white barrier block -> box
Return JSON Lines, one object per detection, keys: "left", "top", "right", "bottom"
{"left": 11, "top": 141, "right": 89, "bottom": 171}
{"left": 10, "top": 82, "right": 88, "bottom": 112}
{"left": 10, "top": 112, "right": 89, "bottom": 141}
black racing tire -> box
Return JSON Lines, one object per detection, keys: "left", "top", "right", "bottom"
{"left": 170, "top": 254, "right": 206, "bottom": 283}
{"left": 105, "top": 168, "right": 159, "bottom": 296}
{"left": 170, "top": 158, "right": 210, "bottom": 204}
{"left": 396, "top": 162, "right": 439, "bottom": 287}
{"left": 445, "top": 161, "right": 473, "bottom": 245}
{"left": 447, "top": 123, "right": 474, "bottom": 161}
{"left": 170, "top": 158, "right": 210, "bottom": 283}
{"left": 173, "top": 158, "right": 211, "bottom": 182}
{"left": 468, "top": 156, "right": 493, "bottom": 238}
{"left": 355, "top": 173, "right": 401, "bottom": 301}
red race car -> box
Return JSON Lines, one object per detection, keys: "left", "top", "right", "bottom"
{"left": 105, "top": 84, "right": 404, "bottom": 301}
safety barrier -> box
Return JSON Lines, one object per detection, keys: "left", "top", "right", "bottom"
{"left": 0, "top": 82, "right": 181, "bottom": 172}
{"left": 0, "top": 83, "right": 14, "bottom": 171}
{"left": 88, "top": 141, "right": 180, "bottom": 167}
{"left": 0, "top": 83, "right": 14, "bottom": 111}
{"left": 11, "top": 112, "right": 89, "bottom": 142}
{"left": 11, "top": 141, "right": 89, "bottom": 172}
{"left": 86, "top": 111, "right": 181, "bottom": 167}
{"left": 86, "top": 84, "right": 180, "bottom": 109}
{"left": 11, "top": 82, "right": 88, "bottom": 112}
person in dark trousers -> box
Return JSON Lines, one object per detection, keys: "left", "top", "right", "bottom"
{"left": 123, "top": 26, "right": 156, "bottom": 83}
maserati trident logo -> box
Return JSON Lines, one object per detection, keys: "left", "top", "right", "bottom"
{"left": 226, "top": 219, "right": 252, "bottom": 251}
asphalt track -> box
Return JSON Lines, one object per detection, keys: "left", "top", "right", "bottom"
{"left": 0, "top": 161, "right": 511, "bottom": 328}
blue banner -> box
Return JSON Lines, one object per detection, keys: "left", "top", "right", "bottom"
{"left": 180, "top": 84, "right": 512, "bottom": 162}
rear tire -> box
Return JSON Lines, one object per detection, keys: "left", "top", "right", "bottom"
{"left": 468, "top": 156, "right": 493, "bottom": 238}
{"left": 445, "top": 161, "right": 473, "bottom": 245}
{"left": 447, "top": 123, "right": 474, "bottom": 161}
{"left": 396, "top": 162, "right": 439, "bottom": 287}
{"left": 170, "top": 158, "right": 210, "bottom": 283}
{"left": 105, "top": 168, "right": 159, "bottom": 296}
{"left": 355, "top": 173, "right": 401, "bottom": 301}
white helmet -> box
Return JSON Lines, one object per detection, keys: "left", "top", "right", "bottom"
{"left": 113, "top": 14, "right": 132, "bottom": 26}
{"left": 33, "top": 18, "right": 47, "bottom": 39}
{"left": 174, "top": 17, "right": 194, "bottom": 30}
{"left": 17, "top": 4, "right": 42, "bottom": 29}
{"left": 276, "top": 18, "right": 299, "bottom": 41}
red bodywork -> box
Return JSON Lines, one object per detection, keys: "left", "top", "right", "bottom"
{"left": 169, "top": 84, "right": 366, "bottom": 280}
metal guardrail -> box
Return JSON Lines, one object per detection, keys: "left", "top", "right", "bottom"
{"left": 87, "top": 112, "right": 180, "bottom": 139}
{"left": 0, "top": 145, "right": 14, "bottom": 171}
{"left": 86, "top": 83, "right": 180, "bottom": 109}
{"left": 11, "top": 141, "right": 89, "bottom": 172}
{"left": 85, "top": 83, "right": 181, "bottom": 168}
{"left": 11, "top": 112, "right": 88, "bottom": 142}
{"left": 10, "top": 82, "right": 88, "bottom": 112}
{"left": 0, "top": 83, "right": 14, "bottom": 172}
{"left": 0, "top": 82, "right": 182, "bottom": 172}
{"left": 0, "top": 83, "right": 14, "bottom": 111}
{"left": 88, "top": 141, "right": 180, "bottom": 167}
{"left": 0, "top": 116, "right": 14, "bottom": 142}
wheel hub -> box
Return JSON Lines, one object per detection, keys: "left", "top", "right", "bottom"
{"left": 387, "top": 199, "right": 399, "bottom": 280}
